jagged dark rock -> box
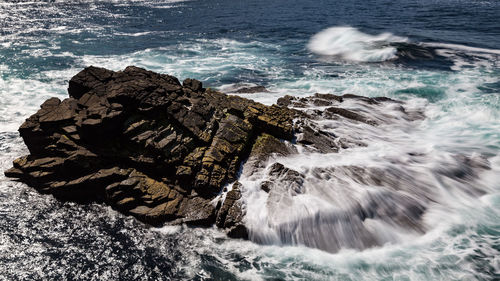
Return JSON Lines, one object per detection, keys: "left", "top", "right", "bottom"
{"left": 215, "top": 182, "right": 248, "bottom": 238}
{"left": 5, "top": 66, "right": 420, "bottom": 238}
{"left": 295, "top": 123, "right": 339, "bottom": 153}
{"left": 5, "top": 66, "right": 295, "bottom": 230}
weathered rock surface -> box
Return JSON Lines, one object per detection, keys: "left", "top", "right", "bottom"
{"left": 5, "top": 66, "right": 296, "bottom": 231}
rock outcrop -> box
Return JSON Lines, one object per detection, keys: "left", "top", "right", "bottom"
{"left": 5, "top": 66, "right": 419, "bottom": 240}
{"left": 4, "top": 66, "right": 297, "bottom": 237}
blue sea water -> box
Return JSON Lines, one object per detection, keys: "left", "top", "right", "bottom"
{"left": 0, "top": 0, "right": 499, "bottom": 280}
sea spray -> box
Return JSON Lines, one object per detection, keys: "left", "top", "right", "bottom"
{"left": 238, "top": 93, "right": 493, "bottom": 253}
{"left": 307, "top": 27, "right": 408, "bottom": 62}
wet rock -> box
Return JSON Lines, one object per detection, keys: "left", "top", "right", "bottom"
{"left": 243, "top": 133, "right": 296, "bottom": 174}
{"left": 216, "top": 182, "right": 248, "bottom": 239}
{"left": 276, "top": 95, "right": 294, "bottom": 107}
{"left": 324, "top": 107, "right": 377, "bottom": 125}
{"left": 177, "top": 196, "right": 216, "bottom": 226}
{"left": 342, "top": 93, "right": 400, "bottom": 104}
{"left": 360, "top": 191, "right": 426, "bottom": 232}
{"left": 266, "top": 163, "right": 305, "bottom": 194}
{"left": 278, "top": 92, "right": 402, "bottom": 111}
{"left": 264, "top": 163, "right": 306, "bottom": 225}
{"left": 234, "top": 85, "right": 269, "bottom": 94}
{"left": 260, "top": 181, "right": 272, "bottom": 193}
{"left": 295, "top": 124, "right": 338, "bottom": 153}
{"left": 314, "top": 93, "right": 343, "bottom": 103}
{"left": 277, "top": 95, "right": 307, "bottom": 108}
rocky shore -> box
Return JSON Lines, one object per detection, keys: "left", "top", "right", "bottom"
{"left": 5, "top": 66, "right": 414, "bottom": 239}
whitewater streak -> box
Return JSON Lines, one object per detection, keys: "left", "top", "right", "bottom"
{"left": 230, "top": 26, "right": 500, "bottom": 255}
{"left": 236, "top": 94, "right": 495, "bottom": 253}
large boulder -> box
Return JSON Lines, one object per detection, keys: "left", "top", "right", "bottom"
{"left": 5, "top": 66, "right": 295, "bottom": 229}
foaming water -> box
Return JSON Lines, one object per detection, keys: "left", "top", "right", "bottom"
{"left": 307, "top": 27, "right": 408, "bottom": 62}
{"left": 238, "top": 94, "right": 496, "bottom": 252}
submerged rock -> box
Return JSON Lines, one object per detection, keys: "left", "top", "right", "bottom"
{"left": 234, "top": 85, "right": 269, "bottom": 94}
{"left": 222, "top": 83, "right": 270, "bottom": 94}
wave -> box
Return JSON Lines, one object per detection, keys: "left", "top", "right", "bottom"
{"left": 307, "top": 26, "right": 500, "bottom": 72}
{"left": 307, "top": 27, "right": 408, "bottom": 62}
{"left": 239, "top": 93, "right": 498, "bottom": 253}
{"left": 424, "top": 42, "right": 500, "bottom": 55}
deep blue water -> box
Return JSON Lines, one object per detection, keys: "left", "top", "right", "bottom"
{"left": 1, "top": 0, "right": 499, "bottom": 280}
{"left": 2, "top": 0, "right": 500, "bottom": 79}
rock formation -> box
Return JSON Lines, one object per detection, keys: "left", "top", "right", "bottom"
{"left": 5, "top": 66, "right": 296, "bottom": 236}
{"left": 5, "top": 66, "right": 414, "bottom": 239}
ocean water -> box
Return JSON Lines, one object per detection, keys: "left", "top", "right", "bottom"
{"left": 1, "top": 0, "right": 499, "bottom": 280}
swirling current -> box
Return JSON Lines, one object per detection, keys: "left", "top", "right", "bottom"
{"left": 1, "top": 0, "right": 499, "bottom": 280}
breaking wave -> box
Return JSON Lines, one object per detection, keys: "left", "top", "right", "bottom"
{"left": 307, "top": 26, "right": 408, "bottom": 62}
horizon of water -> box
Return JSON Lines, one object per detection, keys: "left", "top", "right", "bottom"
{"left": 1, "top": 0, "right": 499, "bottom": 280}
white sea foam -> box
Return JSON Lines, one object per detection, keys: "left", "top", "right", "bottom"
{"left": 153, "top": 225, "right": 183, "bottom": 235}
{"left": 232, "top": 48, "right": 500, "bottom": 254}
{"left": 307, "top": 26, "right": 408, "bottom": 62}
{"left": 228, "top": 87, "right": 499, "bottom": 276}
{"left": 0, "top": 69, "right": 74, "bottom": 132}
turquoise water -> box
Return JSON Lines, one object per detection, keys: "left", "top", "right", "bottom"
{"left": 0, "top": 0, "right": 499, "bottom": 280}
